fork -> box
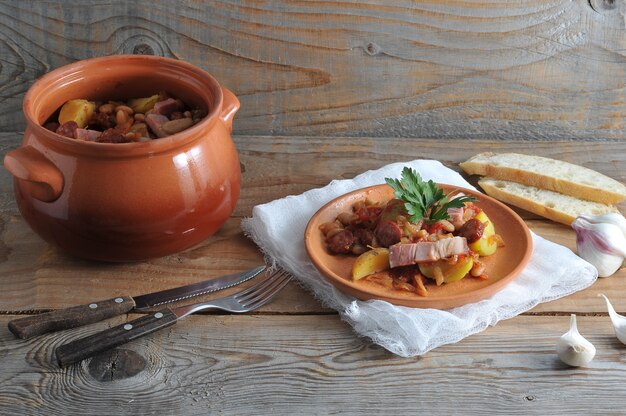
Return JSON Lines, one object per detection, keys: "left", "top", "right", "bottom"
{"left": 55, "top": 269, "right": 292, "bottom": 367}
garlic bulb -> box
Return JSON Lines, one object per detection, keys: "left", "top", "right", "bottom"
{"left": 599, "top": 294, "right": 626, "bottom": 345}
{"left": 571, "top": 216, "right": 626, "bottom": 277}
{"left": 556, "top": 314, "right": 596, "bottom": 367}
{"left": 579, "top": 213, "right": 626, "bottom": 236}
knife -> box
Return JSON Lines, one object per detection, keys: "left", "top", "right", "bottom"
{"left": 8, "top": 265, "right": 266, "bottom": 340}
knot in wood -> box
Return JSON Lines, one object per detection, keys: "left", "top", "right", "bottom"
{"left": 365, "top": 42, "right": 381, "bottom": 56}
{"left": 117, "top": 34, "right": 166, "bottom": 57}
{"left": 88, "top": 348, "right": 146, "bottom": 382}
{"left": 588, "top": 0, "right": 618, "bottom": 12}
{"left": 133, "top": 43, "right": 155, "bottom": 56}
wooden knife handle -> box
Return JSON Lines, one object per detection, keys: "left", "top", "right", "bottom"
{"left": 55, "top": 308, "right": 178, "bottom": 368}
{"left": 8, "top": 296, "right": 135, "bottom": 339}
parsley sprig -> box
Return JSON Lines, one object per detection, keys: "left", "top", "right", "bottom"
{"left": 385, "top": 167, "right": 476, "bottom": 224}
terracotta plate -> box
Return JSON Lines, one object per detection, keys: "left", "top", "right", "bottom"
{"left": 304, "top": 184, "right": 533, "bottom": 309}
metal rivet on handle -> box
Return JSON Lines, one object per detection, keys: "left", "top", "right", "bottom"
{"left": 89, "top": 303, "right": 98, "bottom": 309}
{"left": 154, "top": 312, "right": 163, "bottom": 319}
{"left": 114, "top": 298, "right": 124, "bottom": 303}
{"left": 123, "top": 324, "right": 133, "bottom": 330}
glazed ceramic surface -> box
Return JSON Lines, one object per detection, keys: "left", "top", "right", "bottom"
{"left": 304, "top": 184, "right": 533, "bottom": 309}
{"left": 4, "top": 55, "right": 241, "bottom": 261}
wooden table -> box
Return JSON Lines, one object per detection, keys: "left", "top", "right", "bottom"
{"left": 1, "top": 135, "right": 625, "bottom": 415}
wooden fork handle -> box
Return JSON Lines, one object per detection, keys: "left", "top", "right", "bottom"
{"left": 8, "top": 296, "right": 135, "bottom": 339}
{"left": 55, "top": 308, "right": 177, "bottom": 368}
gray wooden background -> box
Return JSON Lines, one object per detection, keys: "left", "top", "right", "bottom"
{"left": 0, "top": 0, "right": 624, "bottom": 139}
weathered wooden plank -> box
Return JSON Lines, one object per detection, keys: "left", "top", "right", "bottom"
{"left": 0, "top": 1, "right": 624, "bottom": 139}
{"left": 1, "top": 314, "right": 625, "bottom": 415}
{"left": 1, "top": 134, "right": 625, "bottom": 313}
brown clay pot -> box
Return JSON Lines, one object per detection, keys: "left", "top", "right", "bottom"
{"left": 4, "top": 55, "right": 242, "bottom": 262}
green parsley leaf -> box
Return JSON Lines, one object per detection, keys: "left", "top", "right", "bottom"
{"left": 384, "top": 167, "right": 477, "bottom": 224}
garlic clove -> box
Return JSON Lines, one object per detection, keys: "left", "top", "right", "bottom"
{"left": 571, "top": 217, "right": 626, "bottom": 277}
{"left": 599, "top": 294, "right": 626, "bottom": 345}
{"left": 556, "top": 314, "right": 596, "bottom": 367}
{"left": 579, "top": 213, "right": 626, "bottom": 237}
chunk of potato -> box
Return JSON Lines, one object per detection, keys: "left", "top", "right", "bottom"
{"left": 468, "top": 211, "right": 498, "bottom": 256}
{"left": 419, "top": 256, "right": 474, "bottom": 284}
{"left": 469, "top": 235, "right": 498, "bottom": 256}
{"left": 475, "top": 211, "right": 495, "bottom": 237}
{"left": 128, "top": 94, "right": 159, "bottom": 114}
{"left": 352, "top": 248, "right": 390, "bottom": 281}
{"left": 58, "top": 99, "right": 96, "bottom": 128}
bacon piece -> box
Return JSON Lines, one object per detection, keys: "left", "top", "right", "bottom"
{"left": 447, "top": 207, "right": 465, "bottom": 229}
{"left": 388, "top": 237, "right": 469, "bottom": 268}
{"left": 153, "top": 98, "right": 181, "bottom": 117}
{"left": 145, "top": 114, "right": 170, "bottom": 138}
{"left": 56, "top": 121, "right": 78, "bottom": 138}
{"left": 74, "top": 128, "right": 102, "bottom": 142}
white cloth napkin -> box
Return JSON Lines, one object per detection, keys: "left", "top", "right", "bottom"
{"left": 241, "top": 160, "right": 597, "bottom": 357}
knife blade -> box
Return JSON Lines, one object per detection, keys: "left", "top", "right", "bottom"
{"left": 8, "top": 265, "right": 265, "bottom": 340}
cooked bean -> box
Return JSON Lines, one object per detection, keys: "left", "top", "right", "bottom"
{"left": 125, "top": 132, "right": 140, "bottom": 141}
{"left": 326, "top": 227, "right": 345, "bottom": 239}
{"left": 319, "top": 221, "right": 342, "bottom": 236}
{"left": 115, "top": 105, "right": 134, "bottom": 115}
{"left": 98, "top": 103, "right": 114, "bottom": 114}
{"left": 351, "top": 244, "right": 367, "bottom": 255}
{"left": 129, "top": 122, "right": 148, "bottom": 136}
{"left": 470, "top": 260, "right": 486, "bottom": 277}
{"left": 337, "top": 212, "right": 357, "bottom": 225}
{"left": 116, "top": 109, "right": 129, "bottom": 126}
{"left": 437, "top": 219, "right": 455, "bottom": 232}
{"left": 133, "top": 113, "right": 145, "bottom": 122}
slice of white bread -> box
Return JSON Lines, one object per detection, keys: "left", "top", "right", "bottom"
{"left": 460, "top": 152, "right": 626, "bottom": 204}
{"left": 478, "top": 177, "right": 620, "bottom": 225}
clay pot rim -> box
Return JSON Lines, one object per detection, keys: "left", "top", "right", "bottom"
{"left": 22, "top": 55, "right": 223, "bottom": 158}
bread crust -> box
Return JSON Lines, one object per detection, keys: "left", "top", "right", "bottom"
{"left": 460, "top": 152, "right": 626, "bottom": 204}
{"left": 478, "top": 178, "right": 619, "bottom": 226}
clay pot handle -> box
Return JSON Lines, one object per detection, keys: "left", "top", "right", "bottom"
{"left": 4, "top": 146, "right": 64, "bottom": 202}
{"left": 219, "top": 86, "right": 240, "bottom": 133}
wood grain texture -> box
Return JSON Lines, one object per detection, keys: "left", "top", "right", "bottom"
{"left": 0, "top": 1, "right": 625, "bottom": 139}
{"left": 1, "top": 314, "right": 626, "bottom": 415}
{"left": 1, "top": 134, "right": 626, "bottom": 314}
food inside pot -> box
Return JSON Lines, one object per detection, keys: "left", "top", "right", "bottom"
{"left": 43, "top": 92, "right": 206, "bottom": 143}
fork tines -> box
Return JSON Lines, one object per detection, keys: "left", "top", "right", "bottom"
{"left": 235, "top": 268, "right": 292, "bottom": 309}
